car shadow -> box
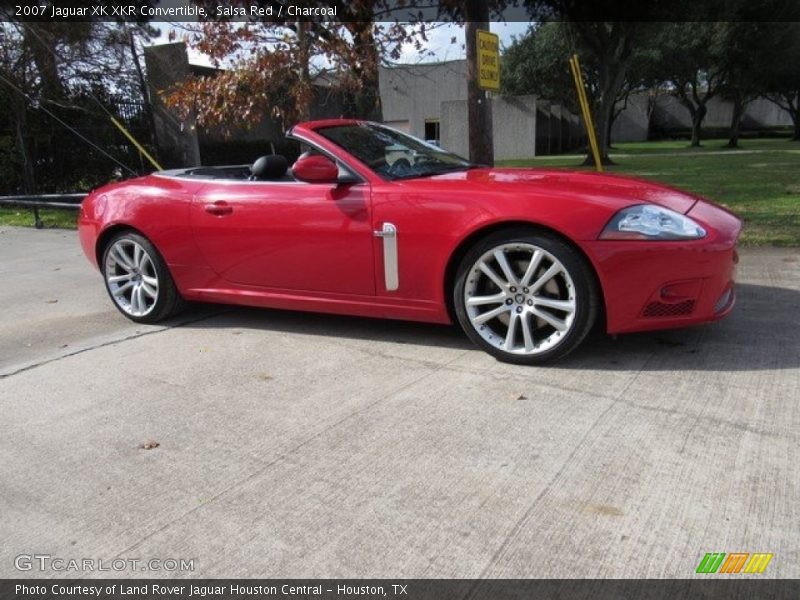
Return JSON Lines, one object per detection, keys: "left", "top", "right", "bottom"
{"left": 548, "top": 283, "right": 800, "bottom": 373}
{"left": 178, "top": 283, "right": 799, "bottom": 373}
{"left": 178, "top": 303, "right": 472, "bottom": 351}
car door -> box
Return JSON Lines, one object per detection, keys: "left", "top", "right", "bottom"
{"left": 190, "top": 179, "right": 374, "bottom": 296}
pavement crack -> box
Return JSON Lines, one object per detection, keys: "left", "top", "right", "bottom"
{"left": 617, "top": 396, "right": 797, "bottom": 444}
{"left": 0, "top": 308, "right": 234, "bottom": 381}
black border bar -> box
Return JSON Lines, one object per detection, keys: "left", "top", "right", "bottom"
{"left": 3, "top": 580, "right": 800, "bottom": 600}
{"left": 4, "top": 0, "right": 800, "bottom": 23}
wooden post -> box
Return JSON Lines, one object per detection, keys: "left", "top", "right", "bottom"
{"left": 464, "top": 1, "right": 494, "bottom": 166}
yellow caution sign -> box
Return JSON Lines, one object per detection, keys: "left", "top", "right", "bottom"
{"left": 477, "top": 30, "right": 500, "bottom": 91}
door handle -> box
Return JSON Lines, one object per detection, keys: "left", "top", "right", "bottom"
{"left": 205, "top": 201, "right": 233, "bottom": 216}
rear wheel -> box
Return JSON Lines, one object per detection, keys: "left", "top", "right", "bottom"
{"left": 101, "top": 231, "right": 185, "bottom": 324}
{"left": 453, "top": 229, "right": 598, "bottom": 364}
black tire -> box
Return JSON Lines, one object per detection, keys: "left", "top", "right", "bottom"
{"left": 453, "top": 228, "right": 599, "bottom": 365}
{"left": 101, "top": 230, "right": 185, "bottom": 324}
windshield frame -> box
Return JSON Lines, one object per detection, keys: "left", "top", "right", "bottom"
{"left": 312, "top": 122, "right": 475, "bottom": 182}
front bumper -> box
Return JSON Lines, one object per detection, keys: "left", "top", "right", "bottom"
{"left": 583, "top": 200, "right": 742, "bottom": 335}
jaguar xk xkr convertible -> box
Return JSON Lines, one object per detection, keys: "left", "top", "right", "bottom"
{"left": 79, "top": 119, "right": 741, "bottom": 364}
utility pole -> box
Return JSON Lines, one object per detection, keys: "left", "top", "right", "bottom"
{"left": 464, "top": 0, "right": 494, "bottom": 166}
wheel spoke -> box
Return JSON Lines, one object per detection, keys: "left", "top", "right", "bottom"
{"left": 133, "top": 244, "right": 143, "bottom": 269}
{"left": 112, "top": 281, "right": 134, "bottom": 297}
{"left": 494, "top": 250, "right": 519, "bottom": 286}
{"left": 133, "top": 284, "right": 147, "bottom": 313}
{"left": 130, "top": 284, "right": 140, "bottom": 313}
{"left": 141, "top": 281, "right": 158, "bottom": 299}
{"left": 532, "top": 307, "right": 568, "bottom": 331}
{"left": 534, "top": 296, "right": 575, "bottom": 313}
{"left": 472, "top": 304, "right": 510, "bottom": 325}
{"left": 505, "top": 312, "right": 519, "bottom": 348}
{"left": 139, "top": 253, "right": 153, "bottom": 272}
{"left": 530, "top": 263, "right": 562, "bottom": 294}
{"left": 111, "top": 246, "right": 134, "bottom": 270}
{"left": 467, "top": 292, "right": 507, "bottom": 307}
{"left": 521, "top": 312, "right": 535, "bottom": 352}
{"left": 479, "top": 261, "right": 508, "bottom": 290}
{"left": 142, "top": 274, "right": 158, "bottom": 287}
{"left": 108, "top": 274, "right": 132, "bottom": 284}
{"left": 138, "top": 285, "right": 149, "bottom": 309}
{"left": 521, "top": 250, "right": 543, "bottom": 287}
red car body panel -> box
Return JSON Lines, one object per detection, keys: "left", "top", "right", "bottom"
{"left": 79, "top": 119, "right": 741, "bottom": 334}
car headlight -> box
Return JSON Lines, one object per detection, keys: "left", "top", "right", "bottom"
{"left": 599, "top": 204, "right": 707, "bottom": 240}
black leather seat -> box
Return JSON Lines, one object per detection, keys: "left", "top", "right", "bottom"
{"left": 249, "top": 155, "right": 289, "bottom": 181}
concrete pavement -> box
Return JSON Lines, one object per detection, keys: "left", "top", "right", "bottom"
{"left": 1, "top": 226, "right": 798, "bottom": 578}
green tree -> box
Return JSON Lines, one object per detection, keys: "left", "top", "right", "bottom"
{"left": 0, "top": 19, "right": 159, "bottom": 193}
{"left": 717, "top": 22, "right": 794, "bottom": 147}
{"left": 761, "top": 22, "right": 800, "bottom": 141}
{"left": 652, "top": 22, "right": 728, "bottom": 147}
{"left": 502, "top": 23, "right": 574, "bottom": 111}
{"left": 502, "top": 21, "right": 657, "bottom": 161}
{"left": 166, "top": 1, "right": 429, "bottom": 129}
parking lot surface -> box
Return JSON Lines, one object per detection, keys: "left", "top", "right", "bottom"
{"left": 1, "top": 226, "right": 798, "bottom": 578}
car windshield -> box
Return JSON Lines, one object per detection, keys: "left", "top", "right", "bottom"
{"left": 315, "top": 123, "right": 474, "bottom": 181}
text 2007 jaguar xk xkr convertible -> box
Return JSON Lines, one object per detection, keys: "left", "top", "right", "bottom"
{"left": 79, "top": 119, "right": 741, "bottom": 364}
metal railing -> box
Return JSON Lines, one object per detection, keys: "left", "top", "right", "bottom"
{"left": 0, "top": 193, "right": 86, "bottom": 228}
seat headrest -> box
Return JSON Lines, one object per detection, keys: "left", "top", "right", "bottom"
{"left": 250, "top": 155, "right": 288, "bottom": 180}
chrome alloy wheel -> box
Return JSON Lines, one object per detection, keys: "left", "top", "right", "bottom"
{"left": 104, "top": 239, "right": 159, "bottom": 317}
{"left": 464, "top": 243, "right": 577, "bottom": 355}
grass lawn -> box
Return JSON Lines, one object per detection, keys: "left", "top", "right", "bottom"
{"left": 2, "top": 138, "right": 798, "bottom": 246}
{"left": 501, "top": 137, "right": 800, "bottom": 246}
{"left": 0, "top": 206, "right": 78, "bottom": 229}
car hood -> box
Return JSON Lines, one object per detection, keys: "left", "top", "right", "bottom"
{"left": 416, "top": 167, "right": 700, "bottom": 214}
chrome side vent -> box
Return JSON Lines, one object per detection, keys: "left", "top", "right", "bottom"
{"left": 374, "top": 222, "right": 398, "bottom": 291}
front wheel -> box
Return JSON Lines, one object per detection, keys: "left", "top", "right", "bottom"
{"left": 453, "top": 229, "right": 599, "bottom": 365}
{"left": 101, "top": 231, "right": 185, "bottom": 324}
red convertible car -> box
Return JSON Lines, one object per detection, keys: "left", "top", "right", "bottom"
{"left": 79, "top": 119, "right": 741, "bottom": 364}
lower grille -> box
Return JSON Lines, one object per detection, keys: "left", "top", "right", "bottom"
{"left": 643, "top": 299, "right": 695, "bottom": 318}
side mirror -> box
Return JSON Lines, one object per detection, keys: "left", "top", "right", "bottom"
{"left": 292, "top": 154, "right": 340, "bottom": 184}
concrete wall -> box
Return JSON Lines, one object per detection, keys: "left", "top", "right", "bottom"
{"left": 440, "top": 100, "right": 468, "bottom": 157}
{"left": 440, "top": 95, "right": 537, "bottom": 160}
{"left": 745, "top": 98, "right": 793, "bottom": 128}
{"left": 534, "top": 102, "right": 585, "bottom": 155}
{"left": 379, "top": 60, "right": 468, "bottom": 139}
{"left": 380, "top": 60, "right": 588, "bottom": 159}
{"left": 614, "top": 91, "right": 794, "bottom": 141}
{"left": 492, "top": 96, "right": 538, "bottom": 160}
{"left": 666, "top": 95, "right": 734, "bottom": 129}
{"left": 610, "top": 93, "right": 651, "bottom": 142}
{"left": 570, "top": 114, "right": 584, "bottom": 149}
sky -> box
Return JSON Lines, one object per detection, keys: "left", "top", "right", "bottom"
{"left": 149, "top": 21, "right": 532, "bottom": 67}
{"left": 394, "top": 21, "right": 531, "bottom": 64}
